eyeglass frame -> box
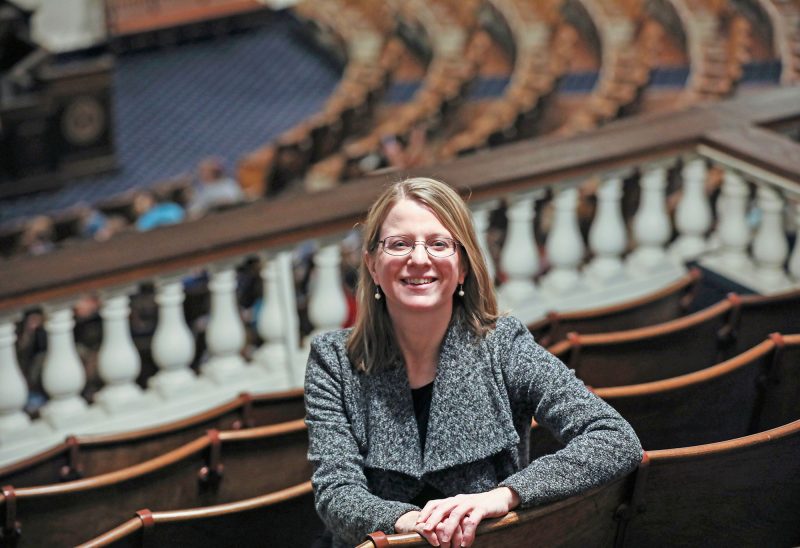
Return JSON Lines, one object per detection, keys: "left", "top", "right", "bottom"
{"left": 377, "top": 235, "right": 461, "bottom": 258}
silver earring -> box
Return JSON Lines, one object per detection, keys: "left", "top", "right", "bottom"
{"left": 458, "top": 284, "right": 465, "bottom": 297}
{"left": 374, "top": 286, "right": 382, "bottom": 300}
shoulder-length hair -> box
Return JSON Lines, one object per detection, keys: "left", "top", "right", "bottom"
{"left": 347, "top": 177, "right": 499, "bottom": 374}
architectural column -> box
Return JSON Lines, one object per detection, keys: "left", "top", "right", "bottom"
{"left": 149, "top": 278, "right": 198, "bottom": 398}
{"left": 203, "top": 264, "right": 248, "bottom": 384}
{"left": 586, "top": 175, "right": 627, "bottom": 284}
{"left": 39, "top": 304, "right": 89, "bottom": 427}
{"left": 628, "top": 164, "right": 672, "bottom": 274}
{"left": 94, "top": 290, "right": 144, "bottom": 413}
{"left": 471, "top": 200, "right": 499, "bottom": 283}
{"left": 252, "top": 254, "right": 291, "bottom": 389}
{"left": 716, "top": 169, "right": 752, "bottom": 270}
{"left": 788, "top": 201, "right": 800, "bottom": 283}
{"left": 672, "top": 157, "right": 712, "bottom": 260}
{"left": 307, "top": 243, "right": 349, "bottom": 340}
{"left": 752, "top": 185, "right": 790, "bottom": 289}
{"left": 0, "top": 315, "right": 30, "bottom": 434}
{"left": 498, "top": 192, "right": 541, "bottom": 306}
{"left": 541, "top": 187, "right": 585, "bottom": 294}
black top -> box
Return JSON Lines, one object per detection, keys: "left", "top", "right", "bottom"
{"left": 410, "top": 381, "right": 444, "bottom": 507}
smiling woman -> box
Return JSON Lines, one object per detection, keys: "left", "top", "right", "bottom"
{"left": 304, "top": 177, "right": 643, "bottom": 548}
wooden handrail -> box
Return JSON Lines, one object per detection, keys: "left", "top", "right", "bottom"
{"left": 1, "top": 88, "right": 799, "bottom": 313}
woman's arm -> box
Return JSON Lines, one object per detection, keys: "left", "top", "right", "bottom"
{"left": 496, "top": 316, "right": 643, "bottom": 505}
{"left": 305, "top": 334, "right": 419, "bottom": 545}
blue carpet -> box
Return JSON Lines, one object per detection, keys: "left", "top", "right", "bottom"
{"left": 0, "top": 13, "right": 341, "bottom": 224}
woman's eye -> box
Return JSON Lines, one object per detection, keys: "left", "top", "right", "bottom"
{"left": 429, "top": 240, "right": 448, "bottom": 249}
{"left": 390, "top": 240, "right": 410, "bottom": 249}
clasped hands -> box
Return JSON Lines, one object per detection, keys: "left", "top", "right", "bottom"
{"left": 394, "top": 487, "right": 520, "bottom": 547}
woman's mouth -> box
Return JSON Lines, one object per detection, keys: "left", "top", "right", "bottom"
{"left": 403, "top": 277, "right": 436, "bottom": 286}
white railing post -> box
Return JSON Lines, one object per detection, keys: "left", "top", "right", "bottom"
{"left": 628, "top": 164, "right": 673, "bottom": 275}
{"left": 203, "top": 264, "right": 248, "bottom": 384}
{"left": 0, "top": 315, "right": 30, "bottom": 434}
{"left": 541, "top": 186, "right": 585, "bottom": 294}
{"left": 252, "top": 254, "right": 292, "bottom": 389}
{"left": 93, "top": 290, "right": 145, "bottom": 413}
{"left": 39, "top": 304, "right": 91, "bottom": 427}
{"left": 471, "top": 200, "right": 499, "bottom": 283}
{"left": 752, "top": 185, "right": 791, "bottom": 289}
{"left": 716, "top": 169, "right": 753, "bottom": 271}
{"left": 307, "top": 243, "right": 349, "bottom": 340}
{"left": 672, "top": 157, "right": 712, "bottom": 260}
{"left": 149, "top": 277, "right": 199, "bottom": 398}
{"left": 277, "top": 251, "right": 302, "bottom": 386}
{"left": 586, "top": 175, "right": 627, "bottom": 285}
{"left": 789, "top": 200, "right": 800, "bottom": 283}
{"left": 498, "top": 191, "right": 542, "bottom": 308}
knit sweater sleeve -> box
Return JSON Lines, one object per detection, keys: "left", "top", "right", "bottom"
{"left": 304, "top": 334, "right": 418, "bottom": 545}
{"left": 496, "top": 317, "right": 643, "bottom": 507}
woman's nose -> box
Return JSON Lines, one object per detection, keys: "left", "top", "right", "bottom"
{"left": 408, "top": 243, "right": 431, "bottom": 263}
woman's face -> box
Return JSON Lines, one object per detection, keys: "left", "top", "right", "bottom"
{"left": 367, "top": 199, "right": 466, "bottom": 323}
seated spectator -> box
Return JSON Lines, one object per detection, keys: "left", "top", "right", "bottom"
{"left": 133, "top": 190, "right": 185, "bottom": 231}
{"left": 186, "top": 157, "right": 245, "bottom": 218}
{"left": 20, "top": 215, "right": 56, "bottom": 256}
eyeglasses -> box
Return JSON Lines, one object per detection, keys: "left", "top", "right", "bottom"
{"left": 379, "top": 236, "right": 460, "bottom": 258}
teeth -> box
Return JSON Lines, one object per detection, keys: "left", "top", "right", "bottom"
{"left": 406, "top": 278, "right": 433, "bottom": 285}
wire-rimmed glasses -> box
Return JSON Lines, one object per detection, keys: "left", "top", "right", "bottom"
{"left": 379, "top": 236, "right": 459, "bottom": 258}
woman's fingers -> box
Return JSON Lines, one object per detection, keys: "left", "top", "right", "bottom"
{"left": 417, "top": 499, "right": 442, "bottom": 524}
{"left": 419, "top": 499, "right": 459, "bottom": 532}
{"left": 459, "top": 509, "right": 486, "bottom": 547}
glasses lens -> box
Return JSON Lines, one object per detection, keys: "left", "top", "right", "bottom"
{"left": 383, "top": 236, "right": 413, "bottom": 255}
{"left": 426, "top": 239, "right": 456, "bottom": 257}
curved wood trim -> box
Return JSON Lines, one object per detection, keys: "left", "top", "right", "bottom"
{"left": 154, "top": 480, "right": 313, "bottom": 522}
{"left": 573, "top": 297, "right": 734, "bottom": 346}
{"left": 648, "top": 417, "right": 800, "bottom": 461}
{"left": 594, "top": 336, "right": 776, "bottom": 398}
{"left": 556, "top": 269, "right": 700, "bottom": 321}
{"left": 75, "top": 516, "right": 143, "bottom": 548}
{"left": 217, "top": 418, "right": 306, "bottom": 442}
{"left": 0, "top": 440, "right": 71, "bottom": 478}
{"left": 75, "top": 394, "right": 245, "bottom": 445}
{"left": 14, "top": 436, "right": 211, "bottom": 497}
{"left": 248, "top": 387, "right": 305, "bottom": 403}
{"left": 739, "top": 287, "right": 800, "bottom": 306}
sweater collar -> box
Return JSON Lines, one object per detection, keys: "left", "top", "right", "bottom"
{"left": 362, "top": 320, "right": 520, "bottom": 479}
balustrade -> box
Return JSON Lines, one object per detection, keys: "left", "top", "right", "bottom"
{"left": 1, "top": 89, "right": 799, "bottom": 466}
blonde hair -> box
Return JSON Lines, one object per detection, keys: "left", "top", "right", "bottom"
{"left": 347, "top": 177, "right": 498, "bottom": 373}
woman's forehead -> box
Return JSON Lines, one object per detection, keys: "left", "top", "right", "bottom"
{"left": 381, "top": 199, "right": 451, "bottom": 233}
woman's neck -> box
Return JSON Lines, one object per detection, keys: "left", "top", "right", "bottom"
{"left": 390, "top": 307, "right": 452, "bottom": 389}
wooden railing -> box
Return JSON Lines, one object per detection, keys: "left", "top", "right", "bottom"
{"left": 1, "top": 87, "right": 799, "bottom": 467}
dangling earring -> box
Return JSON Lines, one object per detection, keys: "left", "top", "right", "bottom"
{"left": 374, "top": 286, "right": 382, "bottom": 300}
{"left": 458, "top": 284, "right": 465, "bottom": 297}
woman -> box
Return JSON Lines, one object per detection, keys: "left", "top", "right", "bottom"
{"left": 305, "top": 178, "right": 642, "bottom": 547}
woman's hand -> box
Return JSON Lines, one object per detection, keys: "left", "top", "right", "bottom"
{"left": 396, "top": 511, "right": 460, "bottom": 547}
{"left": 414, "top": 487, "right": 520, "bottom": 547}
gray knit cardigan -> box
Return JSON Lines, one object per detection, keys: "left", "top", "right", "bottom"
{"left": 304, "top": 316, "right": 642, "bottom": 547}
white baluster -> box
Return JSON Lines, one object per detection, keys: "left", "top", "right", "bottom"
{"left": 586, "top": 176, "right": 627, "bottom": 284}
{"left": 94, "top": 291, "right": 144, "bottom": 412}
{"left": 276, "top": 251, "right": 303, "bottom": 386}
{"left": 788, "top": 201, "right": 800, "bottom": 283}
{"left": 752, "top": 185, "right": 790, "bottom": 290}
{"left": 203, "top": 265, "right": 248, "bottom": 383}
{"left": 149, "top": 278, "right": 198, "bottom": 397}
{"left": 628, "top": 165, "right": 672, "bottom": 274}
{"left": 471, "top": 201, "right": 499, "bottom": 283}
{"left": 498, "top": 192, "right": 541, "bottom": 307}
{"left": 541, "top": 187, "right": 585, "bottom": 294}
{"left": 252, "top": 255, "right": 291, "bottom": 389}
{"left": 716, "top": 169, "right": 753, "bottom": 271}
{"left": 39, "top": 305, "right": 89, "bottom": 426}
{"left": 307, "top": 243, "right": 349, "bottom": 340}
{"left": 672, "top": 158, "right": 712, "bottom": 260}
{"left": 0, "top": 316, "right": 30, "bottom": 434}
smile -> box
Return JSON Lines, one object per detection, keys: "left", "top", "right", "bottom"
{"left": 403, "top": 278, "right": 435, "bottom": 286}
